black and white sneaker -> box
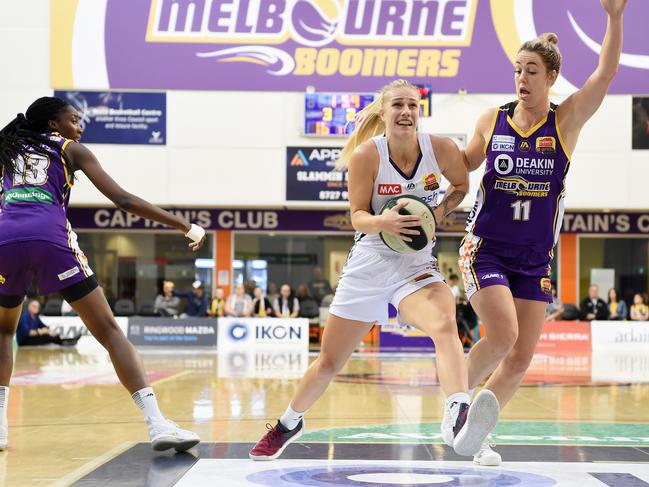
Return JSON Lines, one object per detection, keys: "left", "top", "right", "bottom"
{"left": 453, "top": 389, "right": 499, "bottom": 456}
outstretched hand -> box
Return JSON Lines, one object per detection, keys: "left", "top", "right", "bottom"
{"left": 188, "top": 235, "right": 206, "bottom": 252}
{"left": 600, "top": 0, "right": 627, "bottom": 17}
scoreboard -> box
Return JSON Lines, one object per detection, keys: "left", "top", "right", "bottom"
{"left": 304, "top": 93, "right": 376, "bottom": 136}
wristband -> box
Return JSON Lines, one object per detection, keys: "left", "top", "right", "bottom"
{"left": 185, "top": 223, "right": 205, "bottom": 243}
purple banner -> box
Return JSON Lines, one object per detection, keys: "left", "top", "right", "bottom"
{"left": 52, "top": 1, "right": 649, "bottom": 94}
{"left": 67, "top": 207, "right": 649, "bottom": 235}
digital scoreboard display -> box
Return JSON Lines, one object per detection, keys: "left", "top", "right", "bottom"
{"left": 304, "top": 93, "right": 376, "bottom": 136}
{"left": 304, "top": 86, "right": 432, "bottom": 136}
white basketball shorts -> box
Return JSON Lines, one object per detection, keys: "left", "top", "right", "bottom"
{"left": 329, "top": 245, "right": 445, "bottom": 325}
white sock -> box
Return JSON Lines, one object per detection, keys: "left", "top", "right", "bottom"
{"left": 280, "top": 404, "right": 305, "bottom": 431}
{"left": 446, "top": 392, "right": 471, "bottom": 423}
{"left": 0, "top": 386, "right": 8, "bottom": 423}
{"left": 132, "top": 387, "right": 164, "bottom": 421}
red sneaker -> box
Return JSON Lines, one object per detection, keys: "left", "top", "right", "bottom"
{"left": 249, "top": 420, "right": 304, "bottom": 461}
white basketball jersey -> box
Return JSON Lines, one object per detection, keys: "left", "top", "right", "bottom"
{"left": 355, "top": 133, "right": 442, "bottom": 254}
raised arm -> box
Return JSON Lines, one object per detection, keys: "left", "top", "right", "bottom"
{"left": 463, "top": 108, "right": 497, "bottom": 172}
{"left": 64, "top": 143, "right": 205, "bottom": 250}
{"left": 430, "top": 135, "right": 469, "bottom": 223}
{"left": 557, "top": 0, "right": 626, "bottom": 150}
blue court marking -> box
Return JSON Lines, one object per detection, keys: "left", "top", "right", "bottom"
{"left": 246, "top": 465, "right": 556, "bottom": 486}
{"left": 590, "top": 473, "right": 649, "bottom": 486}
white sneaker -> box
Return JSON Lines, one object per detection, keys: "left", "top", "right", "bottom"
{"left": 474, "top": 437, "right": 501, "bottom": 466}
{"left": 440, "top": 403, "right": 454, "bottom": 447}
{"left": 453, "top": 389, "right": 500, "bottom": 456}
{"left": 147, "top": 417, "right": 200, "bottom": 452}
{"left": 0, "top": 422, "right": 7, "bottom": 451}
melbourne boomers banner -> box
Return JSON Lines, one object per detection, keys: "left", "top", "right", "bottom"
{"left": 50, "top": 1, "right": 648, "bottom": 94}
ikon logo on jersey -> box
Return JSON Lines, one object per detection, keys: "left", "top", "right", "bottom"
{"left": 536, "top": 136, "right": 556, "bottom": 154}
{"left": 405, "top": 182, "right": 416, "bottom": 192}
{"left": 491, "top": 135, "right": 515, "bottom": 152}
{"left": 422, "top": 172, "right": 439, "bottom": 191}
{"left": 378, "top": 184, "right": 402, "bottom": 195}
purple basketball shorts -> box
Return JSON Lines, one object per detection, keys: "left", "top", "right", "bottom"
{"left": 459, "top": 233, "right": 553, "bottom": 303}
{"left": 0, "top": 240, "right": 93, "bottom": 297}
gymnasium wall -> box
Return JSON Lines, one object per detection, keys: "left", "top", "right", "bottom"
{"left": 0, "top": 1, "right": 644, "bottom": 211}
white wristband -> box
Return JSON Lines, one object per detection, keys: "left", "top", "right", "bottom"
{"left": 185, "top": 223, "right": 205, "bottom": 243}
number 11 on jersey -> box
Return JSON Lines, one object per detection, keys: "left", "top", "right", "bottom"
{"left": 511, "top": 200, "right": 531, "bottom": 221}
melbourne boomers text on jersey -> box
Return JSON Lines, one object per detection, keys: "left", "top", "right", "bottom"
{"left": 466, "top": 102, "right": 570, "bottom": 252}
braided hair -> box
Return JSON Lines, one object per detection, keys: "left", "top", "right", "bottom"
{"left": 0, "top": 97, "right": 72, "bottom": 175}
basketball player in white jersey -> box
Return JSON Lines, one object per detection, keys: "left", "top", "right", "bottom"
{"left": 250, "top": 79, "right": 499, "bottom": 461}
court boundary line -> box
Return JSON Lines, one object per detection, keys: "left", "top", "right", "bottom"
{"left": 47, "top": 441, "right": 134, "bottom": 487}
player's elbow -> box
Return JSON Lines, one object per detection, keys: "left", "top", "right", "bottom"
{"left": 114, "top": 193, "right": 134, "bottom": 211}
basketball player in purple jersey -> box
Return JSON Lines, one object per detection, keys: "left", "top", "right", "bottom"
{"left": 0, "top": 97, "right": 206, "bottom": 451}
{"left": 449, "top": 0, "right": 628, "bottom": 466}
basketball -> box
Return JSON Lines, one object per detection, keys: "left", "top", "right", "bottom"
{"left": 379, "top": 195, "right": 436, "bottom": 253}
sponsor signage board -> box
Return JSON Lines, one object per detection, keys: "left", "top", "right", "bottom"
{"left": 54, "top": 91, "right": 166, "bottom": 145}
{"left": 217, "top": 317, "right": 309, "bottom": 350}
{"left": 127, "top": 317, "right": 217, "bottom": 347}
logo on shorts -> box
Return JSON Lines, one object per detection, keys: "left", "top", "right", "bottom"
{"left": 0, "top": 275, "right": 5, "bottom": 285}
{"left": 481, "top": 273, "right": 503, "bottom": 280}
{"left": 412, "top": 273, "right": 433, "bottom": 283}
{"left": 378, "top": 184, "right": 402, "bottom": 195}
{"left": 541, "top": 277, "right": 552, "bottom": 295}
{"left": 536, "top": 136, "right": 556, "bottom": 154}
{"left": 58, "top": 266, "right": 80, "bottom": 281}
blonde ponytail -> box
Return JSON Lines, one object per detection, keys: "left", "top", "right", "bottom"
{"left": 335, "top": 78, "right": 420, "bottom": 171}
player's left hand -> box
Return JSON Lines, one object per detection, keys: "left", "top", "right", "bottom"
{"left": 600, "top": 0, "right": 627, "bottom": 17}
{"left": 185, "top": 223, "right": 206, "bottom": 251}
{"left": 189, "top": 235, "right": 206, "bottom": 252}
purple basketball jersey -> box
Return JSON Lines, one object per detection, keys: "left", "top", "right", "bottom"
{"left": 466, "top": 102, "right": 570, "bottom": 252}
{"left": 0, "top": 133, "right": 75, "bottom": 246}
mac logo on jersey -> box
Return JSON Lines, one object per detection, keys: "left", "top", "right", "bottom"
{"left": 494, "top": 154, "right": 514, "bottom": 175}
{"left": 378, "top": 184, "right": 402, "bottom": 195}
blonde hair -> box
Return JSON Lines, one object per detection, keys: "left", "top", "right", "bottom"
{"left": 335, "top": 79, "right": 420, "bottom": 170}
{"left": 519, "top": 32, "right": 561, "bottom": 74}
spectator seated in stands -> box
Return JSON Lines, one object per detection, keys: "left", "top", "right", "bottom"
{"left": 154, "top": 280, "right": 181, "bottom": 317}
{"left": 252, "top": 287, "right": 274, "bottom": 317}
{"left": 308, "top": 266, "right": 332, "bottom": 305}
{"left": 579, "top": 284, "right": 609, "bottom": 321}
{"left": 296, "top": 284, "right": 320, "bottom": 319}
{"left": 630, "top": 293, "right": 649, "bottom": 321}
{"left": 273, "top": 283, "right": 300, "bottom": 318}
{"left": 17, "top": 299, "right": 81, "bottom": 347}
{"left": 607, "top": 288, "right": 627, "bottom": 321}
{"left": 208, "top": 287, "right": 226, "bottom": 318}
{"left": 448, "top": 273, "right": 462, "bottom": 303}
{"left": 225, "top": 283, "right": 253, "bottom": 317}
{"left": 545, "top": 286, "right": 564, "bottom": 321}
{"left": 175, "top": 280, "right": 209, "bottom": 318}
